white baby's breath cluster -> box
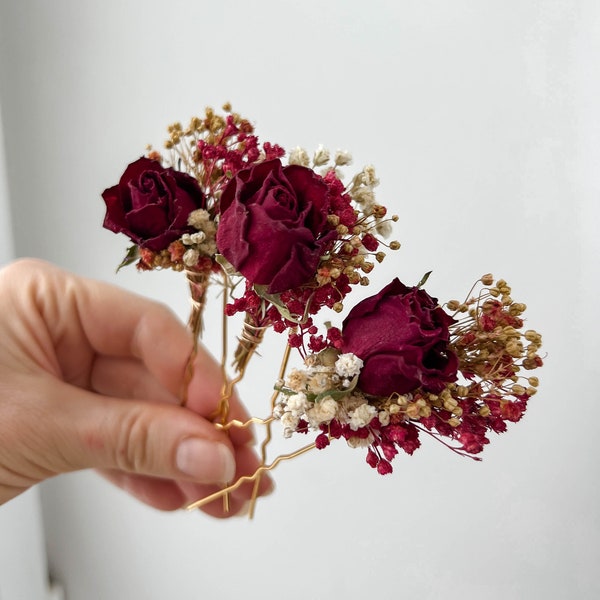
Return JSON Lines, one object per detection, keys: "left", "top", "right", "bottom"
{"left": 182, "top": 209, "right": 218, "bottom": 265}
{"left": 347, "top": 165, "right": 387, "bottom": 231}
{"left": 288, "top": 146, "right": 310, "bottom": 167}
{"left": 287, "top": 146, "right": 398, "bottom": 253}
{"left": 288, "top": 145, "right": 353, "bottom": 177}
{"left": 287, "top": 146, "right": 397, "bottom": 246}
{"left": 274, "top": 350, "right": 386, "bottom": 443}
{"left": 334, "top": 352, "right": 363, "bottom": 379}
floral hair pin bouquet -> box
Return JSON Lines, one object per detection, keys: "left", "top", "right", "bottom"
{"left": 102, "top": 104, "right": 543, "bottom": 516}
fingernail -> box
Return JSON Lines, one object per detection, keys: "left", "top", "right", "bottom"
{"left": 176, "top": 438, "right": 236, "bottom": 484}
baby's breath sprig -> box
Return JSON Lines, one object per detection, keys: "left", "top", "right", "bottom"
{"left": 153, "top": 104, "right": 283, "bottom": 213}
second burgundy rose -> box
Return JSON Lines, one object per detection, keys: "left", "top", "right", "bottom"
{"left": 341, "top": 278, "right": 458, "bottom": 397}
{"left": 216, "top": 159, "right": 335, "bottom": 294}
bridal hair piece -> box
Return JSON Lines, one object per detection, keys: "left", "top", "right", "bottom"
{"left": 102, "top": 104, "right": 543, "bottom": 517}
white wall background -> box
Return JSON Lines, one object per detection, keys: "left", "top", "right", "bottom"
{"left": 0, "top": 89, "right": 52, "bottom": 600}
{"left": 0, "top": 1, "right": 598, "bottom": 598}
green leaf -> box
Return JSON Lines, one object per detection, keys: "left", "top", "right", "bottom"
{"left": 274, "top": 374, "right": 359, "bottom": 404}
{"left": 313, "top": 375, "right": 359, "bottom": 402}
{"left": 417, "top": 270, "right": 432, "bottom": 288}
{"left": 254, "top": 285, "right": 313, "bottom": 325}
{"left": 215, "top": 254, "right": 239, "bottom": 277}
{"left": 116, "top": 245, "right": 139, "bottom": 273}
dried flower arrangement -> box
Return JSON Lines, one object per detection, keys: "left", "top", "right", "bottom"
{"left": 102, "top": 104, "right": 543, "bottom": 516}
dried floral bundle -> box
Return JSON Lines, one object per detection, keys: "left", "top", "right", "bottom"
{"left": 102, "top": 104, "right": 543, "bottom": 515}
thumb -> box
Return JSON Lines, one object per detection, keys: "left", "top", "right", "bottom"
{"left": 46, "top": 382, "right": 237, "bottom": 485}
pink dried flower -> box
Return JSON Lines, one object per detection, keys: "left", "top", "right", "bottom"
{"left": 315, "top": 433, "right": 330, "bottom": 450}
{"left": 376, "top": 459, "right": 393, "bottom": 475}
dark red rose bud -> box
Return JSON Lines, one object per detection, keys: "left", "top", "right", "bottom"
{"left": 216, "top": 159, "right": 335, "bottom": 294}
{"left": 102, "top": 157, "right": 205, "bottom": 252}
{"left": 341, "top": 278, "right": 458, "bottom": 397}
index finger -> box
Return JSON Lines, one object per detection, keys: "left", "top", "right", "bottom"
{"left": 12, "top": 259, "right": 256, "bottom": 445}
{"left": 70, "top": 266, "right": 255, "bottom": 445}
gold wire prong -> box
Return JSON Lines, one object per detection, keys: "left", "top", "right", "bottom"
{"left": 247, "top": 341, "right": 293, "bottom": 517}
{"left": 214, "top": 416, "right": 275, "bottom": 431}
{"left": 185, "top": 441, "right": 318, "bottom": 512}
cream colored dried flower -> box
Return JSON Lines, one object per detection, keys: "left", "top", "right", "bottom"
{"left": 187, "top": 209, "right": 211, "bottom": 229}
{"left": 334, "top": 353, "right": 363, "bottom": 378}
{"left": 349, "top": 403, "right": 377, "bottom": 430}
{"left": 307, "top": 371, "right": 333, "bottom": 394}
{"left": 288, "top": 146, "right": 310, "bottom": 167}
{"left": 378, "top": 410, "right": 390, "bottom": 427}
{"left": 313, "top": 145, "right": 330, "bottom": 166}
{"left": 361, "top": 165, "right": 379, "bottom": 186}
{"left": 285, "top": 369, "right": 308, "bottom": 391}
{"left": 183, "top": 248, "right": 200, "bottom": 267}
{"left": 346, "top": 434, "right": 374, "bottom": 448}
{"left": 352, "top": 187, "right": 375, "bottom": 204}
{"left": 376, "top": 220, "right": 393, "bottom": 238}
{"left": 286, "top": 392, "right": 309, "bottom": 416}
{"left": 334, "top": 150, "right": 353, "bottom": 166}
{"left": 306, "top": 396, "right": 339, "bottom": 427}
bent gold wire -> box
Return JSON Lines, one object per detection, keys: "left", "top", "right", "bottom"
{"left": 185, "top": 441, "right": 319, "bottom": 512}
{"left": 214, "top": 416, "right": 275, "bottom": 431}
{"left": 247, "top": 342, "right": 293, "bottom": 518}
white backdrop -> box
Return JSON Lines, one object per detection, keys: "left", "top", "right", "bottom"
{"left": 0, "top": 93, "right": 52, "bottom": 600}
{"left": 1, "top": 1, "right": 599, "bottom": 599}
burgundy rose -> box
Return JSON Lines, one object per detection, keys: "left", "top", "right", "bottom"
{"left": 216, "top": 159, "right": 335, "bottom": 294}
{"left": 102, "top": 157, "right": 205, "bottom": 252}
{"left": 341, "top": 278, "right": 458, "bottom": 397}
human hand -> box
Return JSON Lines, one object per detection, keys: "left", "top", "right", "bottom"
{"left": 0, "top": 259, "right": 272, "bottom": 516}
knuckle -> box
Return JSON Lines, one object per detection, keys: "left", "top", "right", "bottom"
{"left": 113, "top": 407, "right": 153, "bottom": 474}
{"left": 0, "top": 258, "right": 51, "bottom": 281}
